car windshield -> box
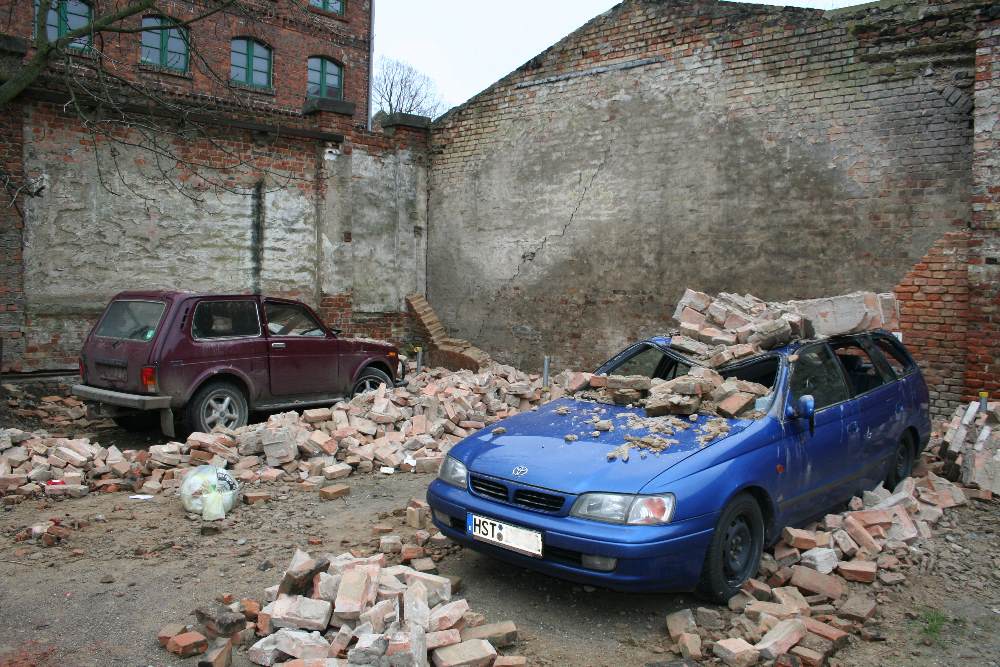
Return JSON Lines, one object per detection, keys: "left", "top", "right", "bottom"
{"left": 95, "top": 300, "right": 166, "bottom": 342}
{"left": 599, "top": 342, "right": 780, "bottom": 417}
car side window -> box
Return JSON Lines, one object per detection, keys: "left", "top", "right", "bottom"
{"left": 265, "top": 302, "right": 326, "bottom": 337}
{"left": 870, "top": 335, "right": 915, "bottom": 379}
{"left": 789, "top": 345, "right": 850, "bottom": 410}
{"left": 192, "top": 300, "right": 260, "bottom": 339}
{"left": 830, "top": 340, "right": 888, "bottom": 395}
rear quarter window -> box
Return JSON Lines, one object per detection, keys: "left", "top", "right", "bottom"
{"left": 192, "top": 300, "right": 261, "bottom": 339}
{"left": 871, "top": 335, "right": 916, "bottom": 378}
{"left": 95, "top": 300, "right": 166, "bottom": 342}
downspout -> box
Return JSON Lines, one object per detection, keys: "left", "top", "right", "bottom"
{"left": 367, "top": 0, "right": 374, "bottom": 131}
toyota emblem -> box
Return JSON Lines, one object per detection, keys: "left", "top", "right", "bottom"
{"left": 512, "top": 465, "right": 528, "bottom": 477}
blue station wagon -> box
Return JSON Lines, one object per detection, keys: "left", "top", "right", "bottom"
{"left": 426, "top": 331, "right": 930, "bottom": 601}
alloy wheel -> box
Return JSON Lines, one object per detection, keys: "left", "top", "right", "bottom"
{"left": 202, "top": 392, "right": 240, "bottom": 429}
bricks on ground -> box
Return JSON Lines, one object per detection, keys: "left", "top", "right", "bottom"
{"left": 154, "top": 548, "right": 521, "bottom": 666}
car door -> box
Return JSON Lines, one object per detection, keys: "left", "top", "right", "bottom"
{"left": 778, "top": 343, "right": 857, "bottom": 524}
{"left": 829, "top": 336, "right": 902, "bottom": 494}
{"left": 263, "top": 299, "right": 346, "bottom": 397}
{"left": 181, "top": 297, "right": 268, "bottom": 401}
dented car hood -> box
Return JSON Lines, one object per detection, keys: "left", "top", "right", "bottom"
{"left": 455, "top": 397, "right": 751, "bottom": 496}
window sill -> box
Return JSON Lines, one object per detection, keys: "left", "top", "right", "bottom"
{"left": 229, "top": 80, "right": 276, "bottom": 96}
{"left": 307, "top": 5, "right": 348, "bottom": 21}
{"left": 303, "top": 96, "right": 355, "bottom": 116}
{"left": 139, "top": 62, "right": 192, "bottom": 79}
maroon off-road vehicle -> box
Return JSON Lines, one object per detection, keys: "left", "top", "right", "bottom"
{"left": 72, "top": 291, "right": 403, "bottom": 436}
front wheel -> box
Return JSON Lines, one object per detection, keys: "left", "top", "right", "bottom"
{"left": 185, "top": 381, "right": 248, "bottom": 433}
{"left": 697, "top": 493, "right": 765, "bottom": 603}
{"left": 351, "top": 367, "right": 392, "bottom": 397}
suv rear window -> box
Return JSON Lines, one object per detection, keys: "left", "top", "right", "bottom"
{"left": 95, "top": 300, "right": 166, "bottom": 342}
{"left": 192, "top": 300, "right": 261, "bottom": 339}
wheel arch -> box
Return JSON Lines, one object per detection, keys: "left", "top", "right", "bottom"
{"left": 353, "top": 360, "right": 393, "bottom": 384}
{"left": 729, "top": 484, "right": 777, "bottom": 543}
{"left": 185, "top": 370, "right": 251, "bottom": 407}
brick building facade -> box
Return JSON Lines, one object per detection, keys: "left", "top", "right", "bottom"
{"left": 0, "top": 0, "right": 429, "bottom": 372}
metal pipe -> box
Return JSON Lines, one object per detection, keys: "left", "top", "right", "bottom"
{"left": 542, "top": 355, "right": 550, "bottom": 389}
{"left": 415, "top": 347, "right": 423, "bottom": 372}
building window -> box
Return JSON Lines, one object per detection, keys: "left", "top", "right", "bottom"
{"left": 307, "top": 57, "right": 343, "bottom": 100}
{"left": 231, "top": 38, "right": 272, "bottom": 89}
{"left": 309, "top": 0, "right": 344, "bottom": 15}
{"left": 141, "top": 16, "right": 189, "bottom": 71}
{"left": 36, "top": 0, "right": 93, "bottom": 49}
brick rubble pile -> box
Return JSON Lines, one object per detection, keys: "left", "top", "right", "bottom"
{"left": 156, "top": 534, "right": 526, "bottom": 666}
{"left": 0, "top": 363, "right": 559, "bottom": 503}
{"left": 937, "top": 399, "right": 1000, "bottom": 494}
{"left": 664, "top": 467, "right": 989, "bottom": 666}
{"left": 670, "top": 288, "right": 899, "bottom": 367}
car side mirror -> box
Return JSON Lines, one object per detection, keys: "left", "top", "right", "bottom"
{"left": 330, "top": 328, "right": 342, "bottom": 337}
{"left": 786, "top": 394, "right": 816, "bottom": 436}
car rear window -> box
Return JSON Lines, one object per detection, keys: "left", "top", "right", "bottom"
{"left": 95, "top": 300, "right": 166, "bottom": 342}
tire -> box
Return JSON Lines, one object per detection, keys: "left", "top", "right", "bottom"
{"left": 185, "top": 380, "right": 248, "bottom": 433}
{"left": 697, "top": 493, "right": 765, "bottom": 603}
{"left": 351, "top": 367, "right": 392, "bottom": 397}
{"left": 112, "top": 413, "right": 159, "bottom": 432}
{"left": 885, "top": 433, "right": 915, "bottom": 491}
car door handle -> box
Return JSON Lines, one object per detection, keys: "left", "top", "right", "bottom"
{"left": 895, "top": 404, "right": 904, "bottom": 414}
{"left": 271, "top": 342, "right": 286, "bottom": 349}
{"left": 847, "top": 422, "right": 860, "bottom": 434}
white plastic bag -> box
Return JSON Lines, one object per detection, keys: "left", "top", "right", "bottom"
{"left": 180, "top": 465, "right": 240, "bottom": 520}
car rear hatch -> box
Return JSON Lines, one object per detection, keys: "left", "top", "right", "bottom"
{"left": 82, "top": 298, "right": 169, "bottom": 394}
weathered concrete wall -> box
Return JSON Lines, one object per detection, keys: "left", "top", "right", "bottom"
{"left": 14, "top": 101, "right": 427, "bottom": 371}
{"left": 428, "top": 0, "right": 979, "bottom": 378}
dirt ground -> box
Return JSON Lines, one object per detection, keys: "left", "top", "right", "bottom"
{"left": 2, "top": 385, "right": 999, "bottom": 667}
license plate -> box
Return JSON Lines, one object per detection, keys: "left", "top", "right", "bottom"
{"left": 467, "top": 513, "right": 543, "bottom": 557}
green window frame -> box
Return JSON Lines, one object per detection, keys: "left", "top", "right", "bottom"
{"left": 307, "top": 57, "right": 343, "bottom": 100}
{"left": 230, "top": 38, "right": 272, "bottom": 89}
{"left": 309, "top": 0, "right": 344, "bottom": 15}
{"left": 35, "top": 0, "right": 93, "bottom": 49}
{"left": 141, "top": 16, "right": 189, "bottom": 71}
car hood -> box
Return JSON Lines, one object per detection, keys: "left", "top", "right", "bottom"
{"left": 455, "top": 397, "right": 751, "bottom": 495}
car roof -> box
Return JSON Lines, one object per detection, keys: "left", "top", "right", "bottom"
{"left": 110, "top": 290, "right": 301, "bottom": 303}
{"left": 647, "top": 330, "right": 895, "bottom": 366}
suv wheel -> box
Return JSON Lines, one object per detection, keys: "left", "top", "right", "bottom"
{"left": 697, "top": 493, "right": 765, "bottom": 603}
{"left": 186, "top": 381, "right": 248, "bottom": 433}
{"left": 885, "top": 433, "right": 914, "bottom": 490}
{"left": 352, "top": 367, "right": 392, "bottom": 397}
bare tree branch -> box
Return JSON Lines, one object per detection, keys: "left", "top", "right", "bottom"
{"left": 372, "top": 56, "right": 444, "bottom": 118}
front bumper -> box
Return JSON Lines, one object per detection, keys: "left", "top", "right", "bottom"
{"left": 71, "top": 384, "right": 171, "bottom": 410}
{"left": 427, "top": 479, "right": 716, "bottom": 592}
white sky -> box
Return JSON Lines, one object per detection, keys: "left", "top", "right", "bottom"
{"left": 373, "top": 0, "right": 867, "bottom": 112}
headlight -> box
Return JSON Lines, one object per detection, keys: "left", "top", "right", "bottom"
{"left": 570, "top": 493, "right": 675, "bottom": 525}
{"left": 438, "top": 456, "right": 468, "bottom": 489}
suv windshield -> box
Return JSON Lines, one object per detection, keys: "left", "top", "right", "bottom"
{"left": 95, "top": 300, "right": 166, "bottom": 342}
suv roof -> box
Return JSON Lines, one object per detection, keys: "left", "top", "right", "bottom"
{"left": 111, "top": 290, "right": 299, "bottom": 303}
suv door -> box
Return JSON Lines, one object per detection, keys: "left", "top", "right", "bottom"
{"left": 180, "top": 297, "right": 268, "bottom": 403}
{"left": 829, "top": 336, "right": 903, "bottom": 494}
{"left": 779, "top": 343, "right": 856, "bottom": 523}
{"left": 263, "top": 300, "right": 346, "bottom": 397}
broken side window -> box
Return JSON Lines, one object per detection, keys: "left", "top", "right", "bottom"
{"left": 607, "top": 344, "right": 689, "bottom": 380}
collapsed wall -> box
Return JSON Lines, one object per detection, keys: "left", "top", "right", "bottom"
{"left": 427, "top": 0, "right": 994, "bottom": 417}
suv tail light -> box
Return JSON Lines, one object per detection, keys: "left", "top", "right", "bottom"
{"left": 140, "top": 366, "right": 158, "bottom": 393}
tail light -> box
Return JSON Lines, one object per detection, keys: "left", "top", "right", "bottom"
{"left": 140, "top": 366, "right": 158, "bottom": 393}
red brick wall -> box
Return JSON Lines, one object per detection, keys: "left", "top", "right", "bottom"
{"left": 0, "top": 101, "right": 25, "bottom": 370}
{"left": 894, "top": 232, "right": 970, "bottom": 416}
{"left": 967, "top": 16, "right": 1000, "bottom": 402}
{"left": 318, "top": 292, "right": 414, "bottom": 345}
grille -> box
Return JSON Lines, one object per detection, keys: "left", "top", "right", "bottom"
{"left": 513, "top": 489, "right": 565, "bottom": 512}
{"left": 470, "top": 475, "right": 508, "bottom": 502}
